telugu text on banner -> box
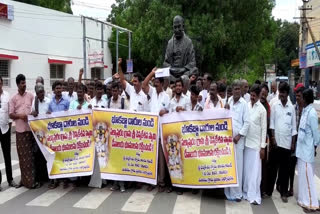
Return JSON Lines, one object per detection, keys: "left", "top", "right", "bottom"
{"left": 93, "top": 109, "right": 159, "bottom": 185}
{"left": 160, "top": 109, "right": 237, "bottom": 188}
{"left": 28, "top": 110, "right": 95, "bottom": 179}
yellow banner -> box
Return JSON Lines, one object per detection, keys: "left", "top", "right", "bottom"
{"left": 161, "top": 110, "right": 237, "bottom": 188}
{"left": 93, "top": 109, "right": 159, "bottom": 185}
{"left": 29, "top": 110, "right": 95, "bottom": 179}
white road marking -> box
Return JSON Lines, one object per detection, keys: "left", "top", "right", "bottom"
{"left": 121, "top": 189, "right": 156, "bottom": 213}
{"left": 73, "top": 188, "right": 112, "bottom": 209}
{"left": 172, "top": 192, "right": 201, "bottom": 214}
{"left": 26, "top": 186, "right": 74, "bottom": 207}
{"left": 1, "top": 168, "right": 21, "bottom": 183}
{"left": 0, "top": 160, "right": 19, "bottom": 170}
{"left": 0, "top": 187, "right": 28, "bottom": 204}
{"left": 225, "top": 199, "right": 253, "bottom": 214}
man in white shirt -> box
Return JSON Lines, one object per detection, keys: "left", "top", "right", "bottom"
{"left": 266, "top": 82, "right": 297, "bottom": 203}
{"left": 142, "top": 68, "right": 170, "bottom": 193}
{"left": 31, "top": 83, "right": 50, "bottom": 116}
{"left": 90, "top": 81, "right": 107, "bottom": 108}
{"left": 0, "top": 77, "right": 18, "bottom": 189}
{"left": 168, "top": 78, "right": 190, "bottom": 113}
{"left": 241, "top": 79, "right": 250, "bottom": 102}
{"left": 204, "top": 82, "right": 224, "bottom": 109}
{"left": 267, "top": 80, "right": 277, "bottom": 103}
{"left": 199, "top": 73, "right": 212, "bottom": 106}
{"left": 224, "top": 80, "right": 249, "bottom": 202}
{"left": 218, "top": 82, "right": 227, "bottom": 106}
{"left": 118, "top": 58, "right": 149, "bottom": 112}
{"left": 62, "top": 77, "right": 77, "bottom": 103}
{"left": 243, "top": 84, "right": 267, "bottom": 205}
{"left": 163, "top": 78, "right": 173, "bottom": 99}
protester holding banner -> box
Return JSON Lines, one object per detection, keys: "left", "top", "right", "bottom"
{"left": 31, "top": 83, "right": 50, "bottom": 183}
{"left": 224, "top": 79, "right": 249, "bottom": 202}
{"left": 47, "top": 80, "right": 70, "bottom": 189}
{"left": 168, "top": 78, "right": 190, "bottom": 114}
{"left": 48, "top": 81, "right": 70, "bottom": 114}
{"left": 90, "top": 81, "right": 107, "bottom": 108}
{"left": 204, "top": 82, "right": 224, "bottom": 109}
{"left": 242, "top": 84, "right": 267, "bottom": 205}
{"left": 0, "top": 76, "right": 18, "bottom": 190}
{"left": 186, "top": 85, "right": 203, "bottom": 111}
{"left": 9, "top": 74, "right": 39, "bottom": 189}
{"left": 69, "top": 84, "right": 92, "bottom": 110}
{"left": 142, "top": 67, "right": 170, "bottom": 192}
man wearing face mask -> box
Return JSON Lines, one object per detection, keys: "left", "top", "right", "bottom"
{"left": 163, "top": 15, "right": 196, "bottom": 80}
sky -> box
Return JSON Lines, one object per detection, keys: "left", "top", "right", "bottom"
{"left": 71, "top": 0, "right": 302, "bottom": 22}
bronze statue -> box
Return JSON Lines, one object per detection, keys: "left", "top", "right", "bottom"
{"left": 163, "top": 15, "right": 197, "bottom": 79}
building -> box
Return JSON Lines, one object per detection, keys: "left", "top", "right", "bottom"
{"left": 300, "top": 0, "right": 320, "bottom": 85}
{"left": 0, "top": 0, "right": 113, "bottom": 95}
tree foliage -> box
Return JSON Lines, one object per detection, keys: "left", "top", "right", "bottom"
{"left": 107, "top": 0, "right": 275, "bottom": 78}
{"left": 13, "top": 0, "right": 72, "bottom": 14}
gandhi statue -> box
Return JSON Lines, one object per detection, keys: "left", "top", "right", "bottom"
{"left": 163, "top": 15, "right": 197, "bottom": 79}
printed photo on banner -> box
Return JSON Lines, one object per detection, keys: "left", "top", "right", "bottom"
{"left": 28, "top": 110, "right": 95, "bottom": 179}
{"left": 160, "top": 109, "right": 237, "bottom": 189}
{"left": 93, "top": 109, "right": 159, "bottom": 185}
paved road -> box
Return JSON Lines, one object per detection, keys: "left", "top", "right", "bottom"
{"left": 0, "top": 135, "right": 320, "bottom": 214}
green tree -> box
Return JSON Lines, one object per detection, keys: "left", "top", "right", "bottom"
{"left": 13, "top": 0, "right": 72, "bottom": 14}
{"left": 107, "top": 0, "right": 275, "bottom": 78}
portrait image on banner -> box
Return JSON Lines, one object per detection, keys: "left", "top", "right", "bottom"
{"left": 161, "top": 109, "right": 237, "bottom": 188}
{"left": 29, "top": 110, "right": 95, "bottom": 179}
{"left": 93, "top": 109, "right": 159, "bottom": 185}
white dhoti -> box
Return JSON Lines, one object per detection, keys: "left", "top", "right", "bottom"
{"left": 225, "top": 138, "right": 244, "bottom": 200}
{"left": 243, "top": 146, "right": 261, "bottom": 204}
{"left": 297, "top": 158, "right": 319, "bottom": 210}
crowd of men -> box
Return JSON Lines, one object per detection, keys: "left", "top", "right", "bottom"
{"left": 0, "top": 58, "right": 319, "bottom": 213}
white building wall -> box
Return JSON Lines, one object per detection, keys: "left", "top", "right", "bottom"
{"left": 0, "top": 0, "right": 113, "bottom": 95}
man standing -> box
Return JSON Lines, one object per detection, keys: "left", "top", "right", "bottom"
{"left": 69, "top": 84, "right": 92, "bottom": 110}
{"left": 204, "top": 83, "right": 224, "bottom": 109}
{"left": 47, "top": 81, "right": 70, "bottom": 189}
{"left": 9, "top": 74, "right": 40, "bottom": 189}
{"left": 168, "top": 78, "right": 190, "bottom": 113}
{"left": 142, "top": 68, "right": 170, "bottom": 193}
{"left": 62, "top": 77, "right": 77, "bottom": 103}
{"left": 243, "top": 84, "right": 267, "bottom": 205}
{"left": 31, "top": 83, "right": 50, "bottom": 183}
{"left": 0, "top": 77, "right": 18, "bottom": 190}
{"left": 91, "top": 81, "right": 107, "bottom": 108}
{"left": 187, "top": 85, "right": 203, "bottom": 111}
{"left": 288, "top": 84, "right": 305, "bottom": 197}
{"left": 296, "top": 89, "right": 319, "bottom": 212}
{"left": 199, "top": 73, "right": 212, "bottom": 106}
{"left": 118, "top": 58, "right": 148, "bottom": 112}
{"left": 267, "top": 82, "right": 297, "bottom": 203}
{"left": 107, "top": 82, "right": 128, "bottom": 192}
{"left": 241, "top": 79, "right": 250, "bottom": 103}
{"left": 224, "top": 80, "right": 249, "bottom": 202}
{"left": 267, "top": 80, "right": 277, "bottom": 103}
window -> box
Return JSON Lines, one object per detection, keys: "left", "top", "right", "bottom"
{"left": 91, "top": 67, "right": 103, "bottom": 79}
{"left": 50, "top": 64, "right": 65, "bottom": 85}
{"left": 0, "top": 60, "right": 9, "bottom": 86}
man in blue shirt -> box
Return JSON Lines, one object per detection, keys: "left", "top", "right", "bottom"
{"left": 48, "top": 81, "right": 69, "bottom": 113}
{"left": 47, "top": 81, "right": 69, "bottom": 189}
{"left": 296, "top": 89, "right": 320, "bottom": 212}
